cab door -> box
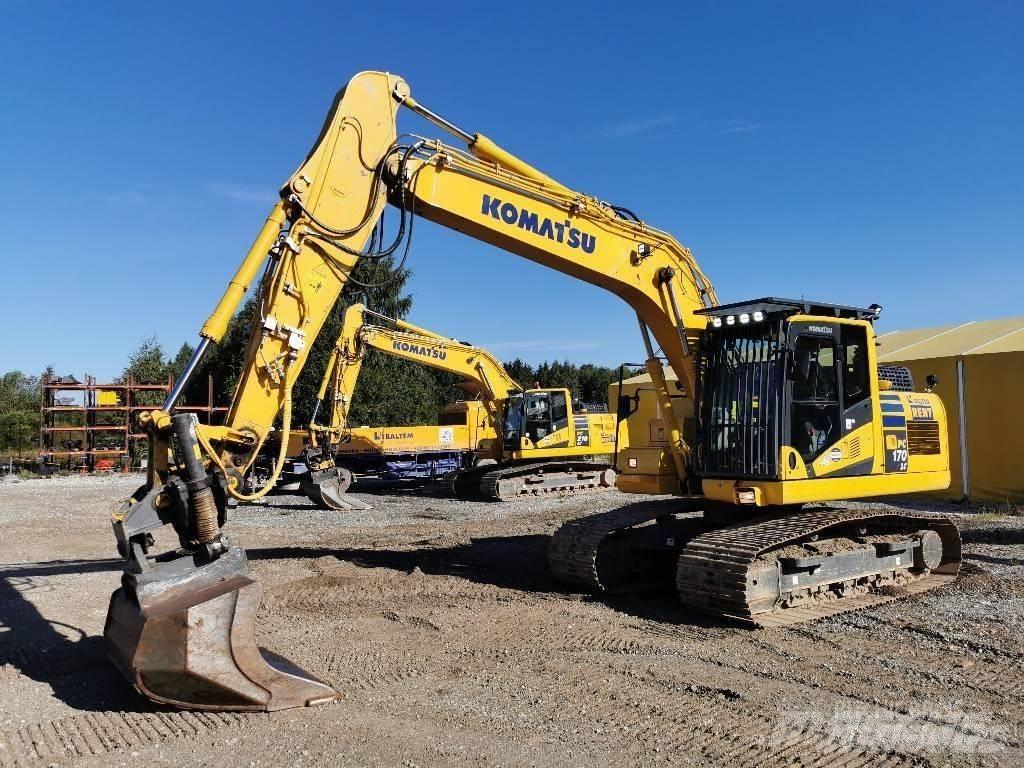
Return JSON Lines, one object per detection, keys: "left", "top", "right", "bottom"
{"left": 837, "top": 324, "right": 874, "bottom": 476}
{"left": 523, "top": 392, "right": 551, "bottom": 446}
{"left": 521, "top": 390, "right": 573, "bottom": 449}
{"left": 787, "top": 328, "right": 842, "bottom": 470}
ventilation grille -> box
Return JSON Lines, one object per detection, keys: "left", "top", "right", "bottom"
{"left": 907, "top": 420, "right": 941, "bottom": 455}
{"left": 878, "top": 365, "right": 914, "bottom": 392}
{"left": 848, "top": 436, "right": 862, "bottom": 460}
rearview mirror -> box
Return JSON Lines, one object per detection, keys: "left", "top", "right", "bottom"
{"left": 789, "top": 348, "right": 812, "bottom": 381}
{"left": 617, "top": 394, "right": 638, "bottom": 421}
{"left": 925, "top": 373, "right": 939, "bottom": 392}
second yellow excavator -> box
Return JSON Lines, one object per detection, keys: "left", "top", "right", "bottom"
{"left": 298, "top": 303, "right": 616, "bottom": 507}
{"left": 102, "top": 71, "right": 960, "bottom": 713}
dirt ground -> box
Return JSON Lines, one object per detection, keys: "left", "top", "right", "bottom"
{"left": 1, "top": 474, "right": 1022, "bottom": 767}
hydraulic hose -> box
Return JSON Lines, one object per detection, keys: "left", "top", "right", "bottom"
{"left": 195, "top": 365, "right": 295, "bottom": 503}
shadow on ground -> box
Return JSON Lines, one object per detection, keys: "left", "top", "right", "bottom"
{"left": 960, "top": 526, "right": 1024, "bottom": 546}
{"left": 0, "top": 558, "right": 157, "bottom": 712}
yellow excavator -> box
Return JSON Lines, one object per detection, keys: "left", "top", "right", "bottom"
{"left": 104, "top": 71, "right": 959, "bottom": 712}
{"left": 297, "top": 303, "right": 616, "bottom": 508}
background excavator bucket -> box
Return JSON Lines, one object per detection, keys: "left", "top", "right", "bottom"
{"left": 104, "top": 542, "right": 337, "bottom": 711}
{"left": 300, "top": 467, "right": 369, "bottom": 511}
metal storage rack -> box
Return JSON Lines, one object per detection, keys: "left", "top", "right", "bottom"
{"left": 39, "top": 374, "right": 227, "bottom": 471}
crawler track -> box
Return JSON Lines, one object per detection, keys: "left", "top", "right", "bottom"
{"left": 549, "top": 502, "right": 703, "bottom": 590}
{"left": 549, "top": 504, "right": 962, "bottom": 627}
{"left": 676, "top": 508, "right": 962, "bottom": 627}
{"left": 549, "top": 504, "right": 660, "bottom": 590}
{"left": 442, "top": 461, "right": 615, "bottom": 501}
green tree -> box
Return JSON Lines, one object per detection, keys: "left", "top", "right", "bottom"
{"left": 501, "top": 359, "right": 629, "bottom": 407}
{"left": 503, "top": 358, "right": 534, "bottom": 389}
{"left": 122, "top": 336, "right": 171, "bottom": 408}
{"left": 122, "top": 336, "right": 169, "bottom": 383}
{"left": 168, "top": 343, "right": 195, "bottom": 382}
{"left": 0, "top": 411, "right": 35, "bottom": 455}
{"left": 0, "top": 370, "right": 39, "bottom": 414}
{"left": 577, "top": 363, "right": 618, "bottom": 404}
{"left": 0, "top": 371, "right": 39, "bottom": 453}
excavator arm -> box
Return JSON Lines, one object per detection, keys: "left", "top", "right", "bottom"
{"left": 105, "top": 71, "right": 717, "bottom": 712}
{"left": 387, "top": 139, "right": 717, "bottom": 484}
{"left": 297, "top": 302, "right": 523, "bottom": 508}
{"left": 309, "top": 303, "right": 521, "bottom": 439}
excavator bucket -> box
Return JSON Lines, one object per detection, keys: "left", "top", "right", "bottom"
{"left": 299, "top": 466, "right": 369, "bottom": 511}
{"left": 104, "top": 541, "right": 337, "bottom": 711}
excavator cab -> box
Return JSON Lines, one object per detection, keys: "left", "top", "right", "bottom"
{"left": 695, "top": 297, "right": 948, "bottom": 507}
{"left": 502, "top": 389, "right": 570, "bottom": 450}
{"left": 696, "top": 298, "right": 872, "bottom": 482}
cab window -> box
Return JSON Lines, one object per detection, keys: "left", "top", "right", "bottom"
{"left": 790, "top": 335, "right": 839, "bottom": 462}
{"left": 841, "top": 326, "right": 870, "bottom": 408}
{"left": 503, "top": 396, "right": 523, "bottom": 440}
{"left": 550, "top": 391, "right": 568, "bottom": 431}
{"left": 524, "top": 393, "right": 551, "bottom": 442}
{"left": 792, "top": 336, "right": 836, "bottom": 401}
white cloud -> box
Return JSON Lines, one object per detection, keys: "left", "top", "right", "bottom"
{"left": 206, "top": 181, "right": 274, "bottom": 204}
{"left": 720, "top": 120, "right": 762, "bottom": 135}
{"left": 600, "top": 115, "right": 676, "bottom": 139}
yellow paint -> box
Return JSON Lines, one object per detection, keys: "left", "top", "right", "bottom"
{"left": 337, "top": 402, "right": 489, "bottom": 456}
{"left": 97, "top": 390, "right": 121, "bottom": 406}
{"left": 703, "top": 469, "right": 951, "bottom": 506}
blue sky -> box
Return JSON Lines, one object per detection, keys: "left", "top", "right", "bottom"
{"left": 2, "top": 2, "right": 1021, "bottom": 380}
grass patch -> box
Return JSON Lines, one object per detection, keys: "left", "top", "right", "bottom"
{"left": 974, "top": 499, "right": 1023, "bottom": 521}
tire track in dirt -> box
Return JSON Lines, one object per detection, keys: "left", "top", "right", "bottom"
{"left": 321, "top": 649, "right": 422, "bottom": 692}
{"left": 457, "top": 602, "right": 717, "bottom": 661}
{"left": 426, "top": 631, "right": 943, "bottom": 767}
{"left": 678, "top": 641, "right": 1021, "bottom": 752}
{"left": 618, "top": 671, "right": 976, "bottom": 767}
{"left": 539, "top": 670, "right": 931, "bottom": 767}
{"left": 0, "top": 710, "right": 252, "bottom": 767}
{"left": 263, "top": 570, "right": 525, "bottom": 616}
{"left": 782, "top": 622, "right": 1024, "bottom": 701}
{"left": 830, "top": 611, "right": 1024, "bottom": 661}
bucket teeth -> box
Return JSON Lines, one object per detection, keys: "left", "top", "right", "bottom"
{"left": 104, "top": 540, "right": 337, "bottom": 711}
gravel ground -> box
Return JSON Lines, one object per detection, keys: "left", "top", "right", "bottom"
{"left": 1, "top": 474, "right": 1022, "bottom": 767}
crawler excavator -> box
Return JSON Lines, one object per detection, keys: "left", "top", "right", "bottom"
{"left": 298, "top": 303, "right": 616, "bottom": 508}
{"left": 104, "top": 71, "right": 960, "bottom": 712}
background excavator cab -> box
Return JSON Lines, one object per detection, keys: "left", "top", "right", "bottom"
{"left": 502, "top": 390, "right": 571, "bottom": 450}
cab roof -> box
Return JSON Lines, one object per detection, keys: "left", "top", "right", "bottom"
{"left": 696, "top": 297, "right": 880, "bottom": 322}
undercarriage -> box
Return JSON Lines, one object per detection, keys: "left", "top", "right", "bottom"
{"left": 437, "top": 460, "right": 617, "bottom": 501}
{"left": 550, "top": 502, "right": 962, "bottom": 626}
